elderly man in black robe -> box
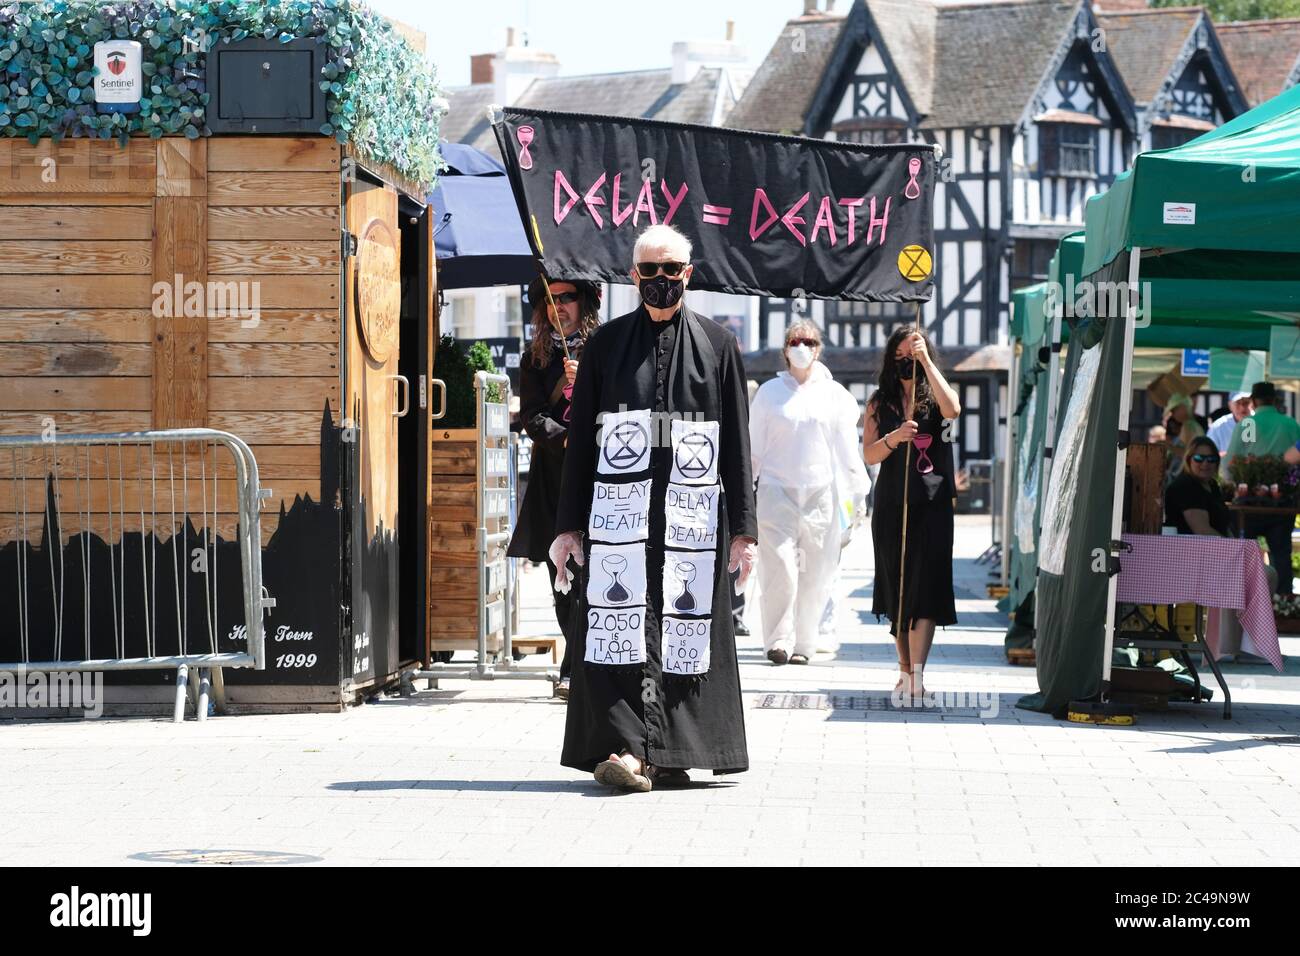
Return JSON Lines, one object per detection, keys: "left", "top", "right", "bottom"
{"left": 549, "top": 223, "right": 758, "bottom": 792}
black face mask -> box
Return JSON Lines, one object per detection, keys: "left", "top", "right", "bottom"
{"left": 896, "top": 358, "right": 915, "bottom": 380}
{"left": 639, "top": 274, "right": 684, "bottom": 309}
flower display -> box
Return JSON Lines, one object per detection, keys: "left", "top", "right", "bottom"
{"left": 0, "top": 0, "right": 446, "bottom": 188}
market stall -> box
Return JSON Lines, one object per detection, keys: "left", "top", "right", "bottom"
{"left": 1023, "top": 86, "right": 1300, "bottom": 715}
{"left": 0, "top": 1, "right": 446, "bottom": 714}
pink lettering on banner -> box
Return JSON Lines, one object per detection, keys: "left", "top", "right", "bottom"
{"left": 749, "top": 188, "right": 778, "bottom": 241}
{"left": 611, "top": 173, "right": 635, "bottom": 227}
{"left": 838, "top": 197, "right": 864, "bottom": 244}
{"left": 866, "top": 195, "right": 891, "bottom": 245}
{"left": 781, "top": 193, "right": 811, "bottom": 246}
{"left": 583, "top": 173, "right": 608, "bottom": 229}
{"left": 632, "top": 178, "right": 658, "bottom": 226}
{"left": 554, "top": 170, "right": 581, "bottom": 224}
{"left": 810, "top": 195, "right": 837, "bottom": 246}
{"left": 659, "top": 179, "right": 689, "bottom": 225}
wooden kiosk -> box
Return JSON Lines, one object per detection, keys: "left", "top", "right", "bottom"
{"left": 0, "top": 2, "right": 448, "bottom": 712}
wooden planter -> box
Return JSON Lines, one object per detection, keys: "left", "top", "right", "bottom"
{"left": 427, "top": 426, "right": 488, "bottom": 657}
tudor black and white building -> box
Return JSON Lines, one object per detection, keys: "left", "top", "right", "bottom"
{"left": 729, "top": 0, "right": 1247, "bottom": 479}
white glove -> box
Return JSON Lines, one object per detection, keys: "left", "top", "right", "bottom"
{"left": 728, "top": 536, "right": 757, "bottom": 594}
{"left": 548, "top": 532, "right": 585, "bottom": 594}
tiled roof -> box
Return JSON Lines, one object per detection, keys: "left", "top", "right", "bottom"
{"left": 724, "top": 13, "right": 847, "bottom": 134}
{"left": 442, "top": 67, "right": 753, "bottom": 155}
{"left": 923, "top": 0, "right": 1082, "bottom": 129}
{"left": 730, "top": 1, "right": 1086, "bottom": 133}
{"left": 1097, "top": 7, "right": 1204, "bottom": 107}
{"left": 440, "top": 83, "right": 498, "bottom": 152}
{"left": 1218, "top": 18, "right": 1300, "bottom": 106}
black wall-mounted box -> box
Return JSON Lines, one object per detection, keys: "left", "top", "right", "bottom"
{"left": 206, "top": 38, "right": 327, "bottom": 134}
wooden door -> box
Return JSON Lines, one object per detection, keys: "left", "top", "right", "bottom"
{"left": 344, "top": 179, "right": 402, "bottom": 685}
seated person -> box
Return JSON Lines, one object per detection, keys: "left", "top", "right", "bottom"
{"left": 1164, "top": 437, "right": 1276, "bottom": 661}
{"left": 1164, "top": 437, "right": 1229, "bottom": 536}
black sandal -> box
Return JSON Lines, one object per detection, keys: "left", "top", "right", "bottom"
{"left": 649, "top": 766, "right": 690, "bottom": 787}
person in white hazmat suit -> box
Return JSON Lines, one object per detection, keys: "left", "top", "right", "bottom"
{"left": 750, "top": 320, "right": 869, "bottom": 664}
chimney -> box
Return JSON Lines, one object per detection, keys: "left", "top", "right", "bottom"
{"left": 803, "top": 0, "right": 817, "bottom": 15}
{"left": 671, "top": 24, "right": 748, "bottom": 86}
{"left": 491, "top": 26, "right": 560, "bottom": 105}
{"left": 470, "top": 53, "right": 493, "bottom": 85}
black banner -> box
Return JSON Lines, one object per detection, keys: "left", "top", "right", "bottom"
{"left": 493, "top": 107, "right": 935, "bottom": 303}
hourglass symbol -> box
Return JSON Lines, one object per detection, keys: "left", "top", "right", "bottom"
{"left": 602, "top": 555, "right": 630, "bottom": 604}
{"left": 904, "top": 156, "right": 922, "bottom": 200}
{"left": 516, "top": 125, "right": 535, "bottom": 171}
{"left": 672, "top": 561, "right": 698, "bottom": 612}
{"left": 913, "top": 433, "right": 935, "bottom": 475}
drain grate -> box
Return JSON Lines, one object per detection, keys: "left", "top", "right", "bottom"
{"left": 752, "top": 692, "right": 987, "bottom": 718}
{"left": 752, "top": 692, "right": 830, "bottom": 710}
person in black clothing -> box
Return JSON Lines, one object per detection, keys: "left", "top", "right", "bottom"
{"left": 862, "top": 326, "right": 962, "bottom": 701}
{"left": 506, "top": 275, "right": 601, "bottom": 698}
{"left": 1163, "top": 436, "right": 1230, "bottom": 536}
{"left": 1164, "top": 436, "right": 1275, "bottom": 662}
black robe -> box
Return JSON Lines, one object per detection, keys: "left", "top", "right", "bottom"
{"left": 554, "top": 303, "right": 756, "bottom": 773}
{"left": 508, "top": 344, "right": 576, "bottom": 564}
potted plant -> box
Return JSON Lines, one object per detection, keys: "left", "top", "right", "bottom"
{"left": 1227, "top": 454, "right": 1299, "bottom": 505}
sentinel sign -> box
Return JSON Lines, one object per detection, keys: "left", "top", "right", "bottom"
{"left": 93, "top": 40, "right": 142, "bottom": 113}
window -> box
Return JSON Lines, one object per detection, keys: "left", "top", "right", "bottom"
{"left": 500, "top": 288, "right": 523, "bottom": 341}
{"left": 1039, "top": 122, "right": 1097, "bottom": 177}
{"left": 1011, "top": 238, "right": 1057, "bottom": 292}
{"left": 447, "top": 293, "right": 475, "bottom": 339}
{"left": 832, "top": 117, "right": 907, "bottom": 145}
{"left": 823, "top": 299, "right": 914, "bottom": 349}
{"left": 1150, "top": 125, "right": 1201, "bottom": 151}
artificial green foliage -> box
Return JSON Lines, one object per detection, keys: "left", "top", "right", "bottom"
{"left": 0, "top": 0, "right": 445, "bottom": 188}
{"left": 435, "top": 335, "right": 501, "bottom": 429}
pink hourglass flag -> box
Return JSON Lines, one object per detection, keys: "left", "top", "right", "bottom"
{"left": 516, "top": 125, "right": 535, "bottom": 171}
{"left": 904, "top": 156, "right": 922, "bottom": 200}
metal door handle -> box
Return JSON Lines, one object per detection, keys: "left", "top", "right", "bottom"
{"left": 430, "top": 378, "right": 447, "bottom": 421}
{"left": 389, "top": 375, "right": 410, "bottom": 418}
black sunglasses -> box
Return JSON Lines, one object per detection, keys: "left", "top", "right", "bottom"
{"left": 635, "top": 261, "right": 687, "bottom": 279}
{"left": 550, "top": 291, "right": 580, "bottom": 304}
{"left": 787, "top": 338, "right": 820, "bottom": 348}
{"left": 1190, "top": 453, "right": 1220, "bottom": 464}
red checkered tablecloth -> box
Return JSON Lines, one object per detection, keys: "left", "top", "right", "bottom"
{"left": 1115, "top": 533, "right": 1283, "bottom": 671}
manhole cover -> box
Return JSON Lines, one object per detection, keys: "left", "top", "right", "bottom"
{"left": 133, "top": 849, "right": 323, "bottom": 865}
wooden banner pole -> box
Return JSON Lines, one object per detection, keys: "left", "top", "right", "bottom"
{"left": 896, "top": 301, "right": 923, "bottom": 683}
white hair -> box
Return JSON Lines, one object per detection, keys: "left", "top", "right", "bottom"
{"left": 632, "top": 223, "right": 692, "bottom": 265}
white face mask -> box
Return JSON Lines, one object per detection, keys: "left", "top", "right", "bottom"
{"left": 787, "top": 344, "right": 815, "bottom": 370}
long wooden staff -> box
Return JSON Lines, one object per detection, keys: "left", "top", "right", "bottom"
{"left": 896, "top": 301, "right": 924, "bottom": 665}
{"left": 529, "top": 215, "right": 572, "bottom": 363}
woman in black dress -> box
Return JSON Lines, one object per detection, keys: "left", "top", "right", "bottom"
{"left": 862, "top": 326, "right": 961, "bottom": 699}
{"left": 507, "top": 275, "right": 601, "bottom": 697}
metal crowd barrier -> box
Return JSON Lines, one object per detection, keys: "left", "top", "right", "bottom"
{"left": 403, "top": 371, "right": 558, "bottom": 690}
{"left": 0, "top": 429, "right": 272, "bottom": 721}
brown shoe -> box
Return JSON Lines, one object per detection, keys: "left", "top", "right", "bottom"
{"left": 789, "top": 654, "right": 809, "bottom": 665}
{"left": 767, "top": 648, "right": 789, "bottom": 665}
{"left": 593, "top": 753, "right": 652, "bottom": 792}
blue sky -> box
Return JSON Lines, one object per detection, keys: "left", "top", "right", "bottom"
{"left": 367, "top": 0, "right": 810, "bottom": 88}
